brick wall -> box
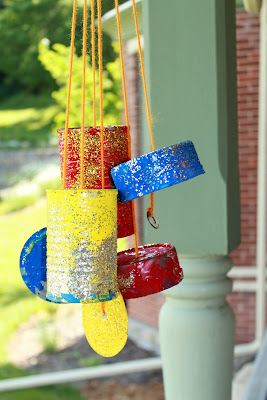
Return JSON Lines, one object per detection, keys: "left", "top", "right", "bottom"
{"left": 124, "top": 10, "right": 264, "bottom": 344}
{"left": 228, "top": 10, "right": 260, "bottom": 344}
{"left": 123, "top": 47, "right": 143, "bottom": 244}
{"left": 231, "top": 10, "right": 259, "bottom": 268}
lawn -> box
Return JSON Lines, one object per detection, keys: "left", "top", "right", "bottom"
{"left": 0, "top": 200, "right": 54, "bottom": 360}
{"left": 0, "top": 93, "right": 58, "bottom": 147}
{"left": 0, "top": 199, "right": 127, "bottom": 398}
{"left": 0, "top": 201, "right": 83, "bottom": 399}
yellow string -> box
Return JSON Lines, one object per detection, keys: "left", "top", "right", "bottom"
{"left": 97, "top": 0, "right": 105, "bottom": 189}
{"left": 115, "top": 0, "right": 138, "bottom": 257}
{"left": 63, "top": 0, "right": 77, "bottom": 189}
{"left": 80, "top": 0, "right": 87, "bottom": 190}
{"left": 91, "top": 0, "right": 96, "bottom": 127}
{"left": 132, "top": 0, "right": 155, "bottom": 216}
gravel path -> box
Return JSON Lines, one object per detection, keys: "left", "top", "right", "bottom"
{"left": 0, "top": 148, "right": 59, "bottom": 188}
{"left": 8, "top": 309, "right": 163, "bottom": 399}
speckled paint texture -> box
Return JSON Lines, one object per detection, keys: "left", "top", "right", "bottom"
{"left": 111, "top": 140, "right": 205, "bottom": 203}
{"left": 58, "top": 126, "right": 134, "bottom": 238}
{"left": 20, "top": 230, "right": 183, "bottom": 302}
{"left": 117, "top": 244, "right": 183, "bottom": 299}
{"left": 20, "top": 228, "right": 52, "bottom": 302}
{"left": 46, "top": 189, "right": 118, "bottom": 303}
{"left": 82, "top": 292, "right": 128, "bottom": 357}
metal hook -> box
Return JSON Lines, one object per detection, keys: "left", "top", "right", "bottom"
{"left": 147, "top": 210, "right": 159, "bottom": 229}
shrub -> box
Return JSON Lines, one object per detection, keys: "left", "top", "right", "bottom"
{"left": 38, "top": 41, "right": 122, "bottom": 131}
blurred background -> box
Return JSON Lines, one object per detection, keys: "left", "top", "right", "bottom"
{"left": 0, "top": 0, "right": 159, "bottom": 399}
{"left": 0, "top": 0, "right": 265, "bottom": 399}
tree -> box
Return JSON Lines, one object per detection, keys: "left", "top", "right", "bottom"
{"left": 38, "top": 41, "right": 122, "bottom": 129}
{"left": 0, "top": 0, "right": 80, "bottom": 92}
{"left": 0, "top": 0, "right": 128, "bottom": 94}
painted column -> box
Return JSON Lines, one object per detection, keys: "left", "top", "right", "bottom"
{"left": 142, "top": 0, "right": 240, "bottom": 399}
{"left": 159, "top": 256, "right": 235, "bottom": 400}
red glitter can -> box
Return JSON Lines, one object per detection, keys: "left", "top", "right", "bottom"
{"left": 57, "top": 126, "right": 134, "bottom": 238}
{"left": 117, "top": 244, "right": 183, "bottom": 299}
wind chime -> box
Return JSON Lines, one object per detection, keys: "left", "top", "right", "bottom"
{"left": 20, "top": 0, "right": 204, "bottom": 357}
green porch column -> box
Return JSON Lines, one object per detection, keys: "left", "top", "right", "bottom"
{"left": 142, "top": 1, "right": 240, "bottom": 399}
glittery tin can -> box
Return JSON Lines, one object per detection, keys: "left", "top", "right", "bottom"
{"left": 46, "top": 189, "right": 118, "bottom": 303}
{"left": 57, "top": 126, "right": 134, "bottom": 238}
{"left": 111, "top": 140, "right": 205, "bottom": 203}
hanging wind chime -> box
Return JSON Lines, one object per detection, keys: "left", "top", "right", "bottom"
{"left": 20, "top": 0, "right": 204, "bottom": 357}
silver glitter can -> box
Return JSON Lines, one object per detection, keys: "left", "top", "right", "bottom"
{"left": 46, "top": 189, "right": 118, "bottom": 303}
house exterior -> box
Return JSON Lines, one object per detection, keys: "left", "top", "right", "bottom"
{"left": 103, "top": 1, "right": 266, "bottom": 347}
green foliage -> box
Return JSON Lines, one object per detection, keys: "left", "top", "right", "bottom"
{"left": 0, "top": 0, "right": 80, "bottom": 93}
{"left": 39, "top": 42, "right": 122, "bottom": 130}
{"left": 0, "top": 0, "right": 128, "bottom": 94}
{"left": 0, "top": 93, "right": 58, "bottom": 147}
{"left": 80, "top": 356, "right": 102, "bottom": 368}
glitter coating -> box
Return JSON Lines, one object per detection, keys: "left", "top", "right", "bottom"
{"left": 82, "top": 292, "right": 128, "bottom": 357}
{"left": 20, "top": 228, "right": 62, "bottom": 303}
{"left": 111, "top": 140, "right": 205, "bottom": 203}
{"left": 20, "top": 230, "right": 183, "bottom": 302}
{"left": 58, "top": 126, "right": 134, "bottom": 238}
{"left": 117, "top": 244, "right": 183, "bottom": 299}
{"left": 46, "top": 189, "right": 118, "bottom": 303}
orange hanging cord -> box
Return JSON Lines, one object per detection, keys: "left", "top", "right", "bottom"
{"left": 63, "top": 0, "right": 77, "bottom": 189}
{"left": 80, "top": 0, "right": 88, "bottom": 190}
{"left": 97, "top": 0, "right": 106, "bottom": 316}
{"left": 91, "top": 0, "right": 96, "bottom": 127}
{"left": 97, "top": 0, "right": 105, "bottom": 189}
{"left": 132, "top": 0, "right": 155, "bottom": 218}
{"left": 115, "top": 0, "right": 138, "bottom": 257}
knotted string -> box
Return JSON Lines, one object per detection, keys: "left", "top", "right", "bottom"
{"left": 115, "top": 0, "right": 138, "bottom": 257}
{"left": 97, "top": 0, "right": 106, "bottom": 316}
{"left": 132, "top": 0, "right": 155, "bottom": 218}
{"left": 91, "top": 0, "right": 96, "bottom": 127}
{"left": 80, "top": 0, "right": 88, "bottom": 189}
{"left": 97, "top": 0, "right": 105, "bottom": 189}
{"left": 63, "top": 0, "right": 139, "bottom": 260}
{"left": 63, "top": 0, "right": 77, "bottom": 189}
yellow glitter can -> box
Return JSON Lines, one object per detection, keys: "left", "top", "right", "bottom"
{"left": 46, "top": 189, "right": 118, "bottom": 303}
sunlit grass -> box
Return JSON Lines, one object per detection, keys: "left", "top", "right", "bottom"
{"left": 0, "top": 94, "right": 58, "bottom": 146}
{"left": 0, "top": 364, "right": 83, "bottom": 400}
{"left": 0, "top": 201, "right": 84, "bottom": 399}
{"left": 0, "top": 199, "right": 128, "bottom": 360}
{"left": 0, "top": 200, "right": 56, "bottom": 360}
{"left": 0, "top": 165, "right": 61, "bottom": 215}
{"left": 0, "top": 198, "right": 127, "bottom": 397}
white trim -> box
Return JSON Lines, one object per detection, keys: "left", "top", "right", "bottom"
{"left": 256, "top": 0, "right": 267, "bottom": 344}
{"left": 101, "top": 0, "right": 142, "bottom": 42}
{"left": 228, "top": 267, "right": 267, "bottom": 292}
{"left": 0, "top": 358, "right": 162, "bottom": 392}
{"left": 228, "top": 267, "right": 257, "bottom": 278}
{"left": 233, "top": 281, "right": 267, "bottom": 292}
{"left": 101, "top": 0, "right": 142, "bottom": 24}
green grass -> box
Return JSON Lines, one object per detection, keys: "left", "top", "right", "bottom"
{"left": 0, "top": 200, "right": 56, "bottom": 360}
{"left": 0, "top": 165, "right": 61, "bottom": 216}
{"left": 0, "top": 200, "right": 128, "bottom": 398}
{"left": 0, "top": 364, "right": 83, "bottom": 400}
{"left": 0, "top": 93, "right": 58, "bottom": 147}
{"left": 0, "top": 196, "right": 128, "bottom": 355}
{"left": 0, "top": 201, "right": 84, "bottom": 399}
